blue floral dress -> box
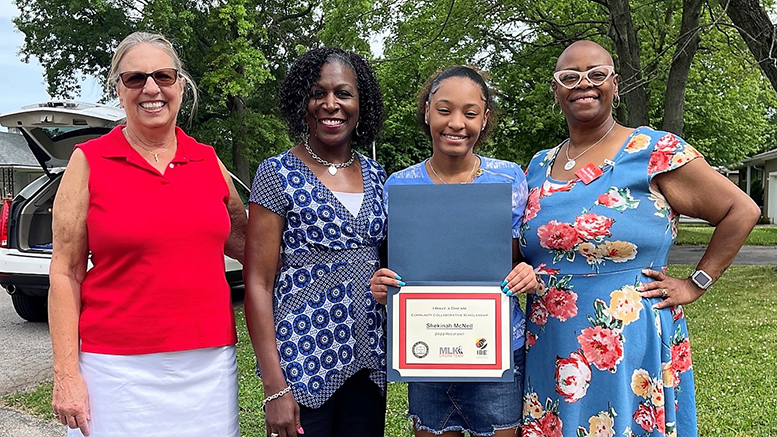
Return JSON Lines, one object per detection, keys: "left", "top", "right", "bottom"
{"left": 249, "top": 150, "right": 387, "bottom": 408}
{"left": 520, "top": 127, "right": 700, "bottom": 437}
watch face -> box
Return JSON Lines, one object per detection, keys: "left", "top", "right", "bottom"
{"left": 693, "top": 271, "right": 712, "bottom": 288}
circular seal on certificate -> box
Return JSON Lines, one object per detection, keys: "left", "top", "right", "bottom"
{"left": 412, "top": 341, "right": 429, "bottom": 359}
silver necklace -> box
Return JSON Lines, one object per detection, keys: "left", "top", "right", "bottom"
{"left": 305, "top": 137, "right": 356, "bottom": 176}
{"left": 428, "top": 156, "right": 479, "bottom": 184}
{"left": 563, "top": 120, "right": 616, "bottom": 171}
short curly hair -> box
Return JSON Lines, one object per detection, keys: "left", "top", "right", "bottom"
{"left": 416, "top": 66, "right": 496, "bottom": 149}
{"left": 278, "top": 47, "right": 384, "bottom": 147}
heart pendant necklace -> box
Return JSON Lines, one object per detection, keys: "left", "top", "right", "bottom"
{"left": 305, "top": 137, "right": 355, "bottom": 176}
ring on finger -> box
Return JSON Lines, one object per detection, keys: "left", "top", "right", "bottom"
{"left": 660, "top": 288, "right": 668, "bottom": 298}
{"left": 269, "top": 433, "right": 280, "bottom": 437}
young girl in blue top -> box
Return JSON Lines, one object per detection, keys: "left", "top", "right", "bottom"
{"left": 369, "top": 66, "right": 537, "bottom": 437}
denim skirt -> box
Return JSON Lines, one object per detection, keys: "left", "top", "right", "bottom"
{"left": 408, "top": 348, "right": 525, "bottom": 436}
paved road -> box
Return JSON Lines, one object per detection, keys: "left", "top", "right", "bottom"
{"left": 0, "top": 296, "right": 53, "bottom": 397}
{"left": 0, "top": 408, "right": 61, "bottom": 437}
{"left": 0, "top": 294, "right": 63, "bottom": 436}
{"left": 668, "top": 245, "right": 777, "bottom": 266}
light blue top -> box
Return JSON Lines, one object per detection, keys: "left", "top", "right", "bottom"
{"left": 384, "top": 156, "right": 529, "bottom": 349}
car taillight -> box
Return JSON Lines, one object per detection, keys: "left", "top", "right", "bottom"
{"left": 0, "top": 200, "right": 11, "bottom": 248}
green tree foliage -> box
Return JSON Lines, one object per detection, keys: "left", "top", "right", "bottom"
{"left": 681, "top": 30, "right": 777, "bottom": 165}
{"left": 12, "top": 0, "right": 777, "bottom": 177}
{"left": 13, "top": 0, "right": 320, "bottom": 183}
{"left": 363, "top": 0, "right": 776, "bottom": 172}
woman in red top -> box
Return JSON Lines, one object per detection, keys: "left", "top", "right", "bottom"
{"left": 48, "top": 32, "right": 246, "bottom": 436}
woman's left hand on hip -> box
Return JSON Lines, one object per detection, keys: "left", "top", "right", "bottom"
{"left": 638, "top": 268, "right": 705, "bottom": 309}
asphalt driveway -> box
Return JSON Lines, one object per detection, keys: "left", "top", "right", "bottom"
{"left": 0, "top": 294, "right": 61, "bottom": 436}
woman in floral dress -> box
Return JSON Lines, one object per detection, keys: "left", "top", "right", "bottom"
{"left": 520, "top": 40, "right": 760, "bottom": 437}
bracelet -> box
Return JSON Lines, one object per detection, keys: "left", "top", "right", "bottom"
{"left": 262, "top": 385, "right": 292, "bottom": 410}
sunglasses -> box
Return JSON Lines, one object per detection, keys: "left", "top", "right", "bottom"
{"left": 118, "top": 68, "right": 179, "bottom": 89}
{"left": 553, "top": 65, "right": 615, "bottom": 89}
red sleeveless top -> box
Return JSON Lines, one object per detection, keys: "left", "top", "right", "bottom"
{"left": 75, "top": 126, "right": 237, "bottom": 355}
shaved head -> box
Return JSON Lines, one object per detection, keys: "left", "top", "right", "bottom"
{"left": 556, "top": 41, "right": 614, "bottom": 71}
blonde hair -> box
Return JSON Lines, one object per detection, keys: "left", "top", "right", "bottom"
{"left": 109, "top": 31, "right": 199, "bottom": 117}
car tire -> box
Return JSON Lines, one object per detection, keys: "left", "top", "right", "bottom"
{"left": 11, "top": 294, "right": 48, "bottom": 322}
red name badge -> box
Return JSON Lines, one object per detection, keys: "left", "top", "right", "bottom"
{"left": 575, "top": 163, "right": 603, "bottom": 184}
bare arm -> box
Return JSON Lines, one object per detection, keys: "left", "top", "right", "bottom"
{"left": 639, "top": 158, "right": 760, "bottom": 308}
{"left": 243, "top": 203, "right": 300, "bottom": 436}
{"left": 217, "top": 160, "right": 247, "bottom": 264}
{"left": 49, "top": 149, "right": 91, "bottom": 435}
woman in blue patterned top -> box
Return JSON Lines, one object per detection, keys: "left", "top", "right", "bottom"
{"left": 370, "top": 66, "right": 538, "bottom": 437}
{"left": 244, "top": 47, "right": 387, "bottom": 437}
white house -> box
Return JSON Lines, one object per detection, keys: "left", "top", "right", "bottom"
{"left": 740, "top": 147, "right": 777, "bottom": 223}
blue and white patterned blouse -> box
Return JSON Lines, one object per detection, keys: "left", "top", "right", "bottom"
{"left": 384, "top": 156, "right": 529, "bottom": 349}
{"left": 249, "top": 150, "right": 387, "bottom": 408}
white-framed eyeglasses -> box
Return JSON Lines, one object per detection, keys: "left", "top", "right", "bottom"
{"left": 553, "top": 65, "right": 615, "bottom": 89}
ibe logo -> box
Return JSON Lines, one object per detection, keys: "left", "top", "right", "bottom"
{"left": 475, "top": 338, "right": 488, "bottom": 356}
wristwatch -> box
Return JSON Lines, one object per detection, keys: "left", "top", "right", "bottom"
{"left": 690, "top": 269, "right": 714, "bottom": 290}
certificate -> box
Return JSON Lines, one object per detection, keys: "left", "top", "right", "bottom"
{"left": 385, "top": 183, "right": 514, "bottom": 382}
{"left": 390, "top": 285, "right": 512, "bottom": 380}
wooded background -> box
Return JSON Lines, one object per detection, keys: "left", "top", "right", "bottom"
{"left": 12, "top": 0, "right": 777, "bottom": 182}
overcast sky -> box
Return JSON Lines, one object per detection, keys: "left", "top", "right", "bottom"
{"left": 0, "top": 0, "right": 103, "bottom": 123}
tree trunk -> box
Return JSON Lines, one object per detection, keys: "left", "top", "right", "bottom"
{"left": 722, "top": 0, "right": 777, "bottom": 93}
{"left": 227, "top": 95, "right": 251, "bottom": 185}
{"left": 662, "top": 0, "right": 702, "bottom": 136}
{"left": 606, "top": 0, "right": 650, "bottom": 127}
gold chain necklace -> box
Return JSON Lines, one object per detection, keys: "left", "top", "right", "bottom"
{"left": 136, "top": 144, "right": 170, "bottom": 163}
{"left": 563, "top": 120, "right": 616, "bottom": 171}
{"left": 122, "top": 128, "right": 172, "bottom": 163}
{"left": 428, "top": 156, "right": 480, "bottom": 184}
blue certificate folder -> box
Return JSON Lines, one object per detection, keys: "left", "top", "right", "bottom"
{"left": 387, "top": 183, "right": 512, "bottom": 283}
{"left": 386, "top": 183, "right": 513, "bottom": 382}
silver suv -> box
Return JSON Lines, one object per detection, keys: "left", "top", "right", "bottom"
{"left": 0, "top": 101, "right": 247, "bottom": 321}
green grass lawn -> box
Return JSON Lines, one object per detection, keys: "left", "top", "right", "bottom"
{"left": 676, "top": 224, "right": 777, "bottom": 246}
{"left": 5, "top": 266, "right": 777, "bottom": 436}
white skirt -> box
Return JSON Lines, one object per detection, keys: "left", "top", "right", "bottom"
{"left": 68, "top": 346, "right": 239, "bottom": 437}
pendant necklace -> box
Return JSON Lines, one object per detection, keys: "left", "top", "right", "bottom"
{"left": 137, "top": 144, "right": 169, "bottom": 163}
{"left": 563, "top": 120, "right": 616, "bottom": 171}
{"left": 123, "top": 128, "right": 172, "bottom": 163}
{"left": 305, "top": 137, "right": 356, "bottom": 175}
{"left": 428, "top": 156, "right": 480, "bottom": 184}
